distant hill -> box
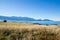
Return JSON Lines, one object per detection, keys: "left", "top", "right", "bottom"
{"left": 0, "top": 16, "right": 36, "bottom": 21}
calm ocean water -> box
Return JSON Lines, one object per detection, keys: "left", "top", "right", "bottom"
{"left": 7, "top": 20, "right": 60, "bottom": 25}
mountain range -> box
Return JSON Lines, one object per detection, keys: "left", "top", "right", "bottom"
{"left": 0, "top": 16, "right": 52, "bottom": 21}
{"left": 0, "top": 16, "right": 60, "bottom": 24}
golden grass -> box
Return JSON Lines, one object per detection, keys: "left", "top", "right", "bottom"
{"left": 0, "top": 22, "right": 60, "bottom": 40}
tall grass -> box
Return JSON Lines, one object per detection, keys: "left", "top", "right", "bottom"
{"left": 0, "top": 22, "right": 60, "bottom": 40}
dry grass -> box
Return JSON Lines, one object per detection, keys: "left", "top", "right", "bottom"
{"left": 0, "top": 22, "right": 60, "bottom": 40}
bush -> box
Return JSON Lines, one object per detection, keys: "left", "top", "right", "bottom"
{"left": 3, "top": 20, "right": 7, "bottom": 22}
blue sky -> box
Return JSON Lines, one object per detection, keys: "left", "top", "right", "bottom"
{"left": 0, "top": 0, "right": 60, "bottom": 21}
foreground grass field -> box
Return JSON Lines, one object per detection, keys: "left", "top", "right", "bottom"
{"left": 0, "top": 22, "right": 60, "bottom": 40}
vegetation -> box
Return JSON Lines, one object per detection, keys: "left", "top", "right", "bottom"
{"left": 0, "top": 22, "right": 60, "bottom": 40}
{"left": 3, "top": 20, "right": 7, "bottom": 22}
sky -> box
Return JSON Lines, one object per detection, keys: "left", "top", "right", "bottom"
{"left": 0, "top": 0, "right": 60, "bottom": 21}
